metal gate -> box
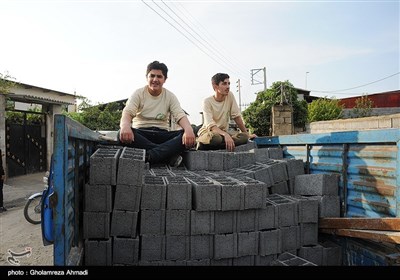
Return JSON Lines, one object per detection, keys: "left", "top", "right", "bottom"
{"left": 6, "top": 111, "right": 46, "bottom": 177}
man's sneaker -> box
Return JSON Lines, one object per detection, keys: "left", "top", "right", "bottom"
{"left": 169, "top": 155, "right": 183, "bottom": 167}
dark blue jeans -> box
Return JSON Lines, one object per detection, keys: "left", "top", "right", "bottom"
{"left": 117, "top": 127, "right": 185, "bottom": 164}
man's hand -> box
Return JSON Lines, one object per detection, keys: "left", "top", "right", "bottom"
{"left": 248, "top": 133, "right": 257, "bottom": 140}
{"left": 119, "top": 126, "right": 134, "bottom": 144}
{"left": 224, "top": 133, "right": 235, "bottom": 152}
{"left": 182, "top": 129, "right": 196, "bottom": 149}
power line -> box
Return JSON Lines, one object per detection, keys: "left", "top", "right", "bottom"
{"left": 142, "top": 0, "right": 252, "bottom": 85}
{"left": 141, "top": 0, "right": 231, "bottom": 72}
{"left": 172, "top": 1, "right": 252, "bottom": 81}
{"left": 310, "top": 72, "right": 400, "bottom": 94}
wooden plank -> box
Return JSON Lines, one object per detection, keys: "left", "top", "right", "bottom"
{"left": 319, "top": 218, "right": 400, "bottom": 231}
{"left": 320, "top": 228, "right": 400, "bottom": 244}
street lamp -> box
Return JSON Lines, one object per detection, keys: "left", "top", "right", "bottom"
{"left": 305, "top": 72, "right": 310, "bottom": 89}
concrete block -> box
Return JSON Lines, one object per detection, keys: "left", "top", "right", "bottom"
{"left": 257, "top": 203, "right": 278, "bottom": 230}
{"left": 298, "top": 245, "right": 324, "bottom": 266}
{"left": 294, "top": 173, "right": 339, "bottom": 195}
{"left": 237, "top": 151, "right": 256, "bottom": 167}
{"left": 165, "top": 176, "right": 192, "bottom": 210}
{"left": 214, "top": 233, "right": 238, "bottom": 259}
{"left": 253, "top": 148, "right": 269, "bottom": 163}
{"left": 165, "top": 210, "right": 191, "bottom": 235}
{"left": 268, "top": 148, "right": 283, "bottom": 159}
{"left": 237, "top": 231, "right": 259, "bottom": 257}
{"left": 259, "top": 229, "right": 282, "bottom": 256}
{"left": 289, "top": 196, "right": 319, "bottom": 223}
{"left": 114, "top": 184, "right": 141, "bottom": 212}
{"left": 140, "top": 235, "right": 165, "bottom": 261}
{"left": 110, "top": 210, "right": 138, "bottom": 238}
{"left": 270, "top": 181, "right": 289, "bottom": 195}
{"left": 116, "top": 147, "right": 146, "bottom": 185}
{"left": 300, "top": 223, "right": 318, "bottom": 246}
{"left": 83, "top": 212, "right": 110, "bottom": 239}
{"left": 84, "top": 184, "right": 112, "bottom": 212}
{"left": 165, "top": 235, "right": 190, "bottom": 260}
{"left": 90, "top": 148, "right": 120, "bottom": 185}
{"left": 234, "top": 141, "right": 257, "bottom": 152}
{"left": 309, "top": 195, "right": 340, "bottom": 217}
{"left": 191, "top": 180, "right": 222, "bottom": 211}
{"left": 84, "top": 239, "right": 112, "bottom": 266}
{"left": 214, "top": 210, "right": 237, "bottom": 234}
{"left": 190, "top": 235, "right": 214, "bottom": 260}
{"left": 282, "top": 159, "right": 305, "bottom": 179}
{"left": 112, "top": 237, "right": 139, "bottom": 265}
{"left": 140, "top": 210, "right": 165, "bottom": 235}
{"left": 280, "top": 225, "right": 301, "bottom": 251}
{"left": 182, "top": 150, "right": 208, "bottom": 170}
{"left": 321, "top": 240, "right": 342, "bottom": 266}
{"left": 190, "top": 210, "right": 214, "bottom": 235}
{"left": 207, "top": 151, "right": 225, "bottom": 171}
{"left": 236, "top": 209, "right": 258, "bottom": 232}
{"left": 140, "top": 176, "right": 167, "bottom": 210}
{"left": 223, "top": 152, "right": 240, "bottom": 170}
{"left": 267, "top": 194, "right": 299, "bottom": 227}
{"left": 260, "top": 160, "right": 288, "bottom": 183}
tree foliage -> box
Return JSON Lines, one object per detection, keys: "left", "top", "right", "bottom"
{"left": 0, "top": 71, "right": 17, "bottom": 94}
{"left": 64, "top": 97, "right": 123, "bottom": 131}
{"left": 307, "top": 97, "right": 343, "bottom": 122}
{"left": 352, "top": 94, "right": 374, "bottom": 118}
{"left": 242, "top": 80, "right": 308, "bottom": 136}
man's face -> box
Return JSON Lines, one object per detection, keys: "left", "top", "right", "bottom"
{"left": 147, "top": 69, "right": 166, "bottom": 94}
{"left": 214, "top": 78, "right": 230, "bottom": 95}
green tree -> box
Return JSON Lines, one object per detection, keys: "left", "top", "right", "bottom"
{"left": 242, "top": 80, "right": 308, "bottom": 136}
{"left": 65, "top": 97, "right": 123, "bottom": 130}
{"left": 307, "top": 97, "right": 343, "bottom": 122}
{"left": 0, "top": 71, "right": 17, "bottom": 94}
{"left": 352, "top": 94, "right": 374, "bottom": 118}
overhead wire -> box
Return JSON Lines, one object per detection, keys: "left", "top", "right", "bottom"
{"left": 309, "top": 72, "right": 400, "bottom": 95}
{"left": 142, "top": 0, "right": 253, "bottom": 84}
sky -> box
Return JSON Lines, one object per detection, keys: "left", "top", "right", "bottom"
{"left": 0, "top": 0, "right": 399, "bottom": 126}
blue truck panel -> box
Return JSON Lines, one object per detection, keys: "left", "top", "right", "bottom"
{"left": 52, "top": 115, "right": 101, "bottom": 266}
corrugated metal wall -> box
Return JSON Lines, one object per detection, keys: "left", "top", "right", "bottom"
{"left": 255, "top": 129, "right": 400, "bottom": 218}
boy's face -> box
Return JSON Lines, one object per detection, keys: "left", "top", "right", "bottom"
{"left": 214, "top": 78, "right": 230, "bottom": 96}
{"left": 147, "top": 69, "right": 166, "bottom": 94}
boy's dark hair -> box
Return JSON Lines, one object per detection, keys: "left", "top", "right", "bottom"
{"left": 146, "top": 61, "right": 168, "bottom": 78}
{"left": 211, "top": 73, "right": 230, "bottom": 85}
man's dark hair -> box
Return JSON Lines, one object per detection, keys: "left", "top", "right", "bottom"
{"left": 146, "top": 61, "right": 168, "bottom": 79}
{"left": 211, "top": 73, "right": 230, "bottom": 85}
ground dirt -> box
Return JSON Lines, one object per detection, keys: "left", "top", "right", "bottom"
{"left": 0, "top": 205, "right": 53, "bottom": 266}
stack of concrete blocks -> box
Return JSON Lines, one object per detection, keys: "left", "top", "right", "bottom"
{"left": 294, "top": 174, "right": 341, "bottom": 218}
{"left": 84, "top": 147, "right": 121, "bottom": 266}
{"left": 84, "top": 144, "right": 344, "bottom": 266}
{"left": 84, "top": 146, "right": 147, "bottom": 266}
{"left": 293, "top": 173, "right": 342, "bottom": 265}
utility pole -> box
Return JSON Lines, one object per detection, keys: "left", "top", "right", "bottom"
{"left": 236, "top": 78, "right": 242, "bottom": 112}
{"left": 251, "top": 67, "right": 267, "bottom": 91}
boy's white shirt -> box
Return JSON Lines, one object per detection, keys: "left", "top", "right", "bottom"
{"left": 198, "top": 91, "right": 241, "bottom": 141}
{"left": 122, "top": 86, "right": 186, "bottom": 130}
